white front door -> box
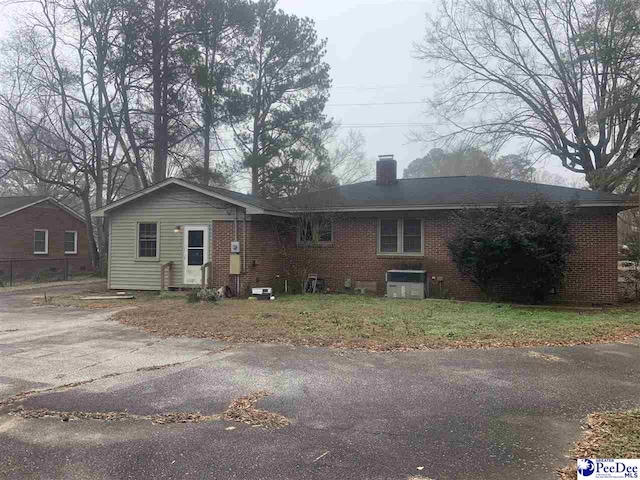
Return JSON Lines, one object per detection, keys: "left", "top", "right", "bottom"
{"left": 183, "top": 225, "right": 209, "bottom": 285}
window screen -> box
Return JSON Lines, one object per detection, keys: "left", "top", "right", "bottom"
{"left": 379, "top": 219, "right": 399, "bottom": 253}
{"left": 34, "top": 230, "right": 47, "bottom": 254}
{"left": 64, "top": 231, "right": 77, "bottom": 253}
{"left": 138, "top": 223, "right": 157, "bottom": 257}
{"left": 403, "top": 219, "right": 422, "bottom": 253}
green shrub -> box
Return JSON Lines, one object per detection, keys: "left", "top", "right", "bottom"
{"left": 186, "top": 288, "right": 219, "bottom": 303}
{"left": 186, "top": 289, "right": 200, "bottom": 303}
{"left": 197, "top": 288, "right": 218, "bottom": 302}
{"left": 448, "top": 199, "right": 575, "bottom": 303}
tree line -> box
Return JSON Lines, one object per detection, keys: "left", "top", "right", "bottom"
{"left": 415, "top": 0, "right": 640, "bottom": 195}
{"left": 0, "top": 0, "right": 362, "bottom": 268}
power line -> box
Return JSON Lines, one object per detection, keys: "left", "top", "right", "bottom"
{"left": 332, "top": 83, "right": 431, "bottom": 90}
{"left": 326, "top": 101, "right": 429, "bottom": 107}
{"left": 335, "top": 123, "right": 438, "bottom": 128}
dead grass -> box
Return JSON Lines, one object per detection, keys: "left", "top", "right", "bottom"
{"left": 557, "top": 410, "right": 640, "bottom": 479}
{"left": 110, "top": 294, "right": 640, "bottom": 351}
{"left": 31, "top": 287, "right": 186, "bottom": 309}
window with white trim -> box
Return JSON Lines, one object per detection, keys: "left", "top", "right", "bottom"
{"left": 378, "top": 219, "right": 423, "bottom": 255}
{"left": 137, "top": 223, "right": 158, "bottom": 258}
{"left": 64, "top": 231, "right": 78, "bottom": 254}
{"left": 34, "top": 229, "right": 48, "bottom": 254}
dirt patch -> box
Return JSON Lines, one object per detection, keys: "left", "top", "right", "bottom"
{"left": 557, "top": 410, "right": 640, "bottom": 479}
{"left": 31, "top": 287, "right": 183, "bottom": 309}
{"left": 223, "top": 390, "right": 290, "bottom": 429}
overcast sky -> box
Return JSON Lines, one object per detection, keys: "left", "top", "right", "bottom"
{"left": 0, "top": 0, "right": 583, "bottom": 187}
{"left": 279, "top": 0, "right": 434, "bottom": 176}
{"left": 278, "top": 0, "right": 584, "bottom": 185}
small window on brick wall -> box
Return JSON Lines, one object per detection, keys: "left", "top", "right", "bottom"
{"left": 377, "top": 219, "right": 423, "bottom": 255}
{"left": 34, "top": 230, "right": 48, "bottom": 255}
{"left": 64, "top": 231, "right": 78, "bottom": 254}
{"left": 297, "top": 220, "right": 333, "bottom": 245}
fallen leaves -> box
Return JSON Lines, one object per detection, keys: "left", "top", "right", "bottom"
{"left": 7, "top": 390, "right": 291, "bottom": 430}
{"left": 111, "top": 296, "right": 640, "bottom": 352}
{"left": 557, "top": 410, "right": 640, "bottom": 480}
{"left": 527, "top": 351, "right": 567, "bottom": 362}
{"left": 223, "top": 390, "right": 290, "bottom": 429}
{"left": 11, "top": 408, "right": 222, "bottom": 424}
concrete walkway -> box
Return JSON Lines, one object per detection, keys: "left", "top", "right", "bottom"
{"left": 1, "top": 285, "right": 639, "bottom": 479}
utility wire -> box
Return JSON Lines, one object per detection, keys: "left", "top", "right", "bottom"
{"left": 334, "top": 123, "right": 439, "bottom": 128}
{"left": 331, "top": 83, "right": 431, "bottom": 90}
{"left": 326, "top": 101, "right": 429, "bottom": 106}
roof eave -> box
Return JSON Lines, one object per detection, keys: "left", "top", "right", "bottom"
{"left": 0, "top": 197, "right": 49, "bottom": 218}
{"left": 0, "top": 197, "right": 86, "bottom": 222}
{"left": 283, "top": 201, "right": 628, "bottom": 213}
{"left": 93, "top": 178, "right": 286, "bottom": 216}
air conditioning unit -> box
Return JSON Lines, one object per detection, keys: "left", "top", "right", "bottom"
{"left": 231, "top": 241, "right": 241, "bottom": 253}
{"left": 385, "top": 270, "right": 429, "bottom": 299}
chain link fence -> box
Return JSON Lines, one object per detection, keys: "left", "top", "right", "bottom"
{"left": 0, "top": 258, "right": 91, "bottom": 287}
{"left": 619, "top": 265, "right": 640, "bottom": 302}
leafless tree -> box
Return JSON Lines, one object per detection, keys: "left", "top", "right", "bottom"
{"left": 416, "top": 0, "right": 640, "bottom": 194}
{"left": 0, "top": 0, "right": 135, "bottom": 268}
{"left": 270, "top": 193, "right": 340, "bottom": 293}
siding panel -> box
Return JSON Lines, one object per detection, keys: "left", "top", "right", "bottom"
{"left": 108, "top": 185, "right": 237, "bottom": 290}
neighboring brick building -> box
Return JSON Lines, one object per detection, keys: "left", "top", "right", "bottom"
{"left": 94, "top": 158, "right": 627, "bottom": 304}
{"left": 0, "top": 196, "right": 93, "bottom": 282}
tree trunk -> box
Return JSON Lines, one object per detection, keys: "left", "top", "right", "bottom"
{"left": 152, "top": 0, "right": 166, "bottom": 184}
{"left": 203, "top": 103, "right": 211, "bottom": 185}
{"left": 81, "top": 193, "right": 100, "bottom": 269}
{"left": 251, "top": 165, "right": 259, "bottom": 195}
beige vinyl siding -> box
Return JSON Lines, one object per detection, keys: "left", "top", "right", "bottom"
{"left": 108, "top": 184, "right": 237, "bottom": 290}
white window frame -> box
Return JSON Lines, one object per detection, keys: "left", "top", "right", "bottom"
{"left": 135, "top": 221, "right": 160, "bottom": 261}
{"left": 64, "top": 230, "right": 78, "bottom": 254}
{"left": 34, "top": 229, "right": 49, "bottom": 255}
{"left": 297, "top": 220, "right": 334, "bottom": 246}
{"left": 377, "top": 218, "right": 424, "bottom": 256}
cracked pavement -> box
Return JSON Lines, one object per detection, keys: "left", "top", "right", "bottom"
{"left": 1, "top": 283, "right": 640, "bottom": 479}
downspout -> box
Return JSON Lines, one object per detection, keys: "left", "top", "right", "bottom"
{"left": 234, "top": 208, "right": 239, "bottom": 295}
{"left": 243, "top": 211, "right": 247, "bottom": 274}
{"left": 234, "top": 208, "right": 238, "bottom": 241}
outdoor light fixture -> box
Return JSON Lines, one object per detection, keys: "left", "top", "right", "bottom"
{"left": 174, "top": 225, "right": 181, "bottom": 233}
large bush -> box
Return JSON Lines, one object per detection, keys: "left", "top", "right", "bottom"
{"left": 448, "top": 200, "right": 575, "bottom": 303}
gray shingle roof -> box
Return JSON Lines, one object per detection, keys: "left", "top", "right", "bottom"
{"left": 280, "top": 176, "right": 627, "bottom": 210}
{"left": 0, "top": 195, "right": 48, "bottom": 217}
{"left": 187, "top": 180, "right": 279, "bottom": 211}
{"left": 95, "top": 176, "right": 628, "bottom": 217}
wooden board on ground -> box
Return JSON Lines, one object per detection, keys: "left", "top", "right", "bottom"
{"left": 79, "top": 295, "right": 135, "bottom": 300}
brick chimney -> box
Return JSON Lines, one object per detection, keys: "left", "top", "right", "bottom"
{"left": 376, "top": 154, "right": 397, "bottom": 185}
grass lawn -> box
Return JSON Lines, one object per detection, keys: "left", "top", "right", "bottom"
{"left": 74, "top": 293, "right": 640, "bottom": 350}
{"left": 558, "top": 410, "right": 640, "bottom": 479}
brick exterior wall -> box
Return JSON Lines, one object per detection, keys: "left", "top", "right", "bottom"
{"left": 561, "top": 210, "right": 618, "bottom": 303}
{"left": 217, "top": 208, "right": 619, "bottom": 304}
{"left": 211, "top": 218, "right": 285, "bottom": 296}
{"left": 0, "top": 202, "right": 92, "bottom": 281}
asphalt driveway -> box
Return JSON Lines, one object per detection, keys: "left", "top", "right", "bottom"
{"left": 1, "top": 284, "right": 639, "bottom": 480}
